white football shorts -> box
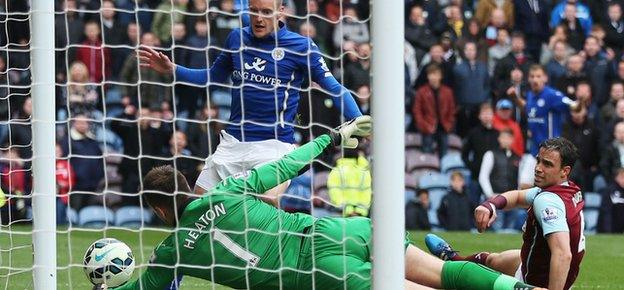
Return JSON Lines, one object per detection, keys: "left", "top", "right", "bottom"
{"left": 194, "top": 130, "right": 296, "bottom": 191}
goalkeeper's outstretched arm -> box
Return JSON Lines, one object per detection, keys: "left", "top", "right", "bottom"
{"left": 211, "top": 116, "right": 372, "bottom": 196}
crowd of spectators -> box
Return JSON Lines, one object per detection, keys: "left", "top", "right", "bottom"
{"left": 0, "top": 0, "right": 623, "bottom": 233}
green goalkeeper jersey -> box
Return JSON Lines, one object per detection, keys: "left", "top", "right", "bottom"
{"left": 114, "top": 135, "right": 333, "bottom": 290}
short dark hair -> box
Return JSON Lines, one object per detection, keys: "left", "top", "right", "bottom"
{"left": 416, "top": 188, "right": 429, "bottom": 196}
{"left": 538, "top": 138, "right": 579, "bottom": 168}
{"left": 426, "top": 63, "right": 442, "bottom": 76}
{"left": 450, "top": 171, "right": 464, "bottom": 180}
{"left": 479, "top": 101, "right": 493, "bottom": 112}
{"left": 576, "top": 80, "right": 592, "bottom": 89}
{"left": 529, "top": 64, "right": 546, "bottom": 74}
{"left": 510, "top": 31, "right": 525, "bottom": 40}
{"left": 143, "top": 165, "right": 191, "bottom": 211}
{"left": 609, "top": 2, "right": 622, "bottom": 9}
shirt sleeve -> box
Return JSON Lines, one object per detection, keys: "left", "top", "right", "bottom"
{"left": 533, "top": 192, "right": 569, "bottom": 236}
{"left": 306, "top": 40, "right": 362, "bottom": 120}
{"left": 174, "top": 31, "right": 236, "bottom": 85}
{"left": 478, "top": 151, "right": 495, "bottom": 198}
{"left": 523, "top": 187, "right": 541, "bottom": 204}
{"left": 550, "top": 89, "right": 574, "bottom": 113}
{"left": 211, "top": 134, "right": 333, "bottom": 195}
{"left": 113, "top": 244, "right": 176, "bottom": 290}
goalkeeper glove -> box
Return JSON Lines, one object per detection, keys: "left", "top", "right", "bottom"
{"left": 331, "top": 115, "right": 372, "bottom": 149}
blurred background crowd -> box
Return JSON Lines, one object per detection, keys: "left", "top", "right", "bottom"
{"left": 0, "top": 0, "right": 623, "bottom": 233}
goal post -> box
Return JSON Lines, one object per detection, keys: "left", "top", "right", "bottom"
{"left": 10, "top": 0, "right": 408, "bottom": 288}
{"left": 371, "top": 0, "right": 405, "bottom": 289}
{"left": 30, "top": 0, "right": 57, "bottom": 289}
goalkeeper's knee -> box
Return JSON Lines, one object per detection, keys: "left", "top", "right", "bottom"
{"left": 441, "top": 261, "right": 537, "bottom": 290}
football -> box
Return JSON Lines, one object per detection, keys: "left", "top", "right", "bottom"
{"left": 83, "top": 238, "right": 135, "bottom": 287}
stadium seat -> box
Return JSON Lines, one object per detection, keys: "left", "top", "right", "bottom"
{"left": 67, "top": 208, "right": 79, "bottom": 225}
{"left": 405, "top": 172, "right": 419, "bottom": 190}
{"left": 447, "top": 134, "right": 463, "bottom": 153}
{"left": 418, "top": 172, "right": 449, "bottom": 190}
{"left": 114, "top": 206, "right": 153, "bottom": 228}
{"left": 584, "top": 192, "right": 602, "bottom": 208}
{"left": 78, "top": 206, "right": 115, "bottom": 228}
{"left": 428, "top": 189, "right": 447, "bottom": 212}
{"left": 406, "top": 150, "right": 440, "bottom": 172}
{"left": 582, "top": 192, "right": 601, "bottom": 234}
{"left": 440, "top": 153, "right": 466, "bottom": 173}
{"left": 593, "top": 175, "right": 607, "bottom": 193}
{"left": 405, "top": 172, "right": 419, "bottom": 203}
{"left": 427, "top": 188, "right": 447, "bottom": 228}
{"left": 584, "top": 209, "right": 599, "bottom": 234}
{"left": 410, "top": 169, "right": 436, "bottom": 184}
{"left": 405, "top": 132, "right": 422, "bottom": 149}
{"left": 211, "top": 90, "right": 232, "bottom": 107}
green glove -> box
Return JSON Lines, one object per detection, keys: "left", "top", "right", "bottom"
{"left": 332, "top": 115, "right": 372, "bottom": 149}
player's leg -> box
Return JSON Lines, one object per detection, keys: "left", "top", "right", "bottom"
{"left": 425, "top": 233, "right": 521, "bottom": 276}
{"left": 244, "top": 138, "right": 296, "bottom": 204}
{"left": 405, "top": 244, "right": 445, "bottom": 286}
{"left": 404, "top": 245, "right": 542, "bottom": 289}
{"left": 405, "top": 280, "right": 436, "bottom": 290}
{"left": 259, "top": 180, "right": 290, "bottom": 207}
{"left": 485, "top": 250, "right": 522, "bottom": 276}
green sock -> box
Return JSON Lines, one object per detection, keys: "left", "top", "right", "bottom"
{"left": 441, "top": 261, "right": 536, "bottom": 290}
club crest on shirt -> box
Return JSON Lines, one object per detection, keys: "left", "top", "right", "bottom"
{"left": 537, "top": 99, "right": 545, "bottom": 107}
{"left": 272, "top": 48, "right": 285, "bottom": 61}
{"left": 541, "top": 207, "right": 560, "bottom": 223}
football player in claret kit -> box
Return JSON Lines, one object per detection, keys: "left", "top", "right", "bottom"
{"left": 427, "top": 137, "right": 586, "bottom": 290}
{"left": 94, "top": 117, "right": 545, "bottom": 290}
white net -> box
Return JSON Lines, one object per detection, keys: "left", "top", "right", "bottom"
{"left": 0, "top": 0, "right": 372, "bottom": 289}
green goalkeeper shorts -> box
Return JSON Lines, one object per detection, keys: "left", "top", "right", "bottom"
{"left": 294, "top": 217, "right": 411, "bottom": 290}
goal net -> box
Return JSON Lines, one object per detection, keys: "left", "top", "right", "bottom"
{"left": 0, "top": 0, "right": 405, "bottom": 289}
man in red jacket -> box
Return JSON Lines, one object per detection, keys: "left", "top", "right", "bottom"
{"left": 55, "top": 144, "right": 74, "bottom": 224}
{"left": 76, "top": 21, "right": 111, "bottom": 83}
{"left": 412, "top": 64, "right": 456, "bottom": 157}
{"left": 493, "top": 99, "right": 525, "bottom": 156}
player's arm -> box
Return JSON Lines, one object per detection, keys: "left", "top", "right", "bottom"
{"left": 474, "top": 187, "right": 536, "bottom": 232}
{"left": 212, "top": 116, "right": 371, "bottom": 196}
{"left": 507, "top": 86, "right": 526, "bottom": 110}
{"left": 138, "top": 30, "right": 236, "bottom": 85}
{"left": 306, "top": 41, "right": 362, "bottom": 120}
{"left": 111, "top": 247, "right": 176, "bottom": 290}
{"left": 546, "top": 232, "right": 572, "bottom": 290}
{"left": 551, "top": 90, "right": 579, "bottom": 112}
{"left": 533, "top": 192, "right": 571, "bottom": 290}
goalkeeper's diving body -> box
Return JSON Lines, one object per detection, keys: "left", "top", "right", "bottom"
{"left": 103, "top": 117, "right": 543, "bottom": 290}
{"left": 138, "top": 0, "right": 362, "bottom": 199}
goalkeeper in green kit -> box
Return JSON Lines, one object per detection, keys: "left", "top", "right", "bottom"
{"left": 102, "top": 116, "right": 544, "bottom": 290}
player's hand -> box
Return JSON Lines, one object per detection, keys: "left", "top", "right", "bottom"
{"left": 506, "top": 86, "right": 516, "bottom": 97}
{"left": 138, "top": 46, "right": 175, "bottom": 74}
{"left": 474, "top": 205, "right": 496, "bottom": 233}
{"left": 569, "top": 100, "right": 583, "bottom": 112}
{"left": 92, "top": 283, "right": 108, "bottom": 290}
{"left": 334, "top": 115, "right": 372, "bottom": 149}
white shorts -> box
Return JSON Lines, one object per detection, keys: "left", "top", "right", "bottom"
{"left": 194, "top": 131, "right": 296, "bottom": 191}
{"left": 514, "top": 263, "right": 524, "bottom": 282}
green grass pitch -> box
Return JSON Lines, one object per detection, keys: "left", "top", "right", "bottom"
{"left": 1, "top": 225, "right": 622, "bottom": 289}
